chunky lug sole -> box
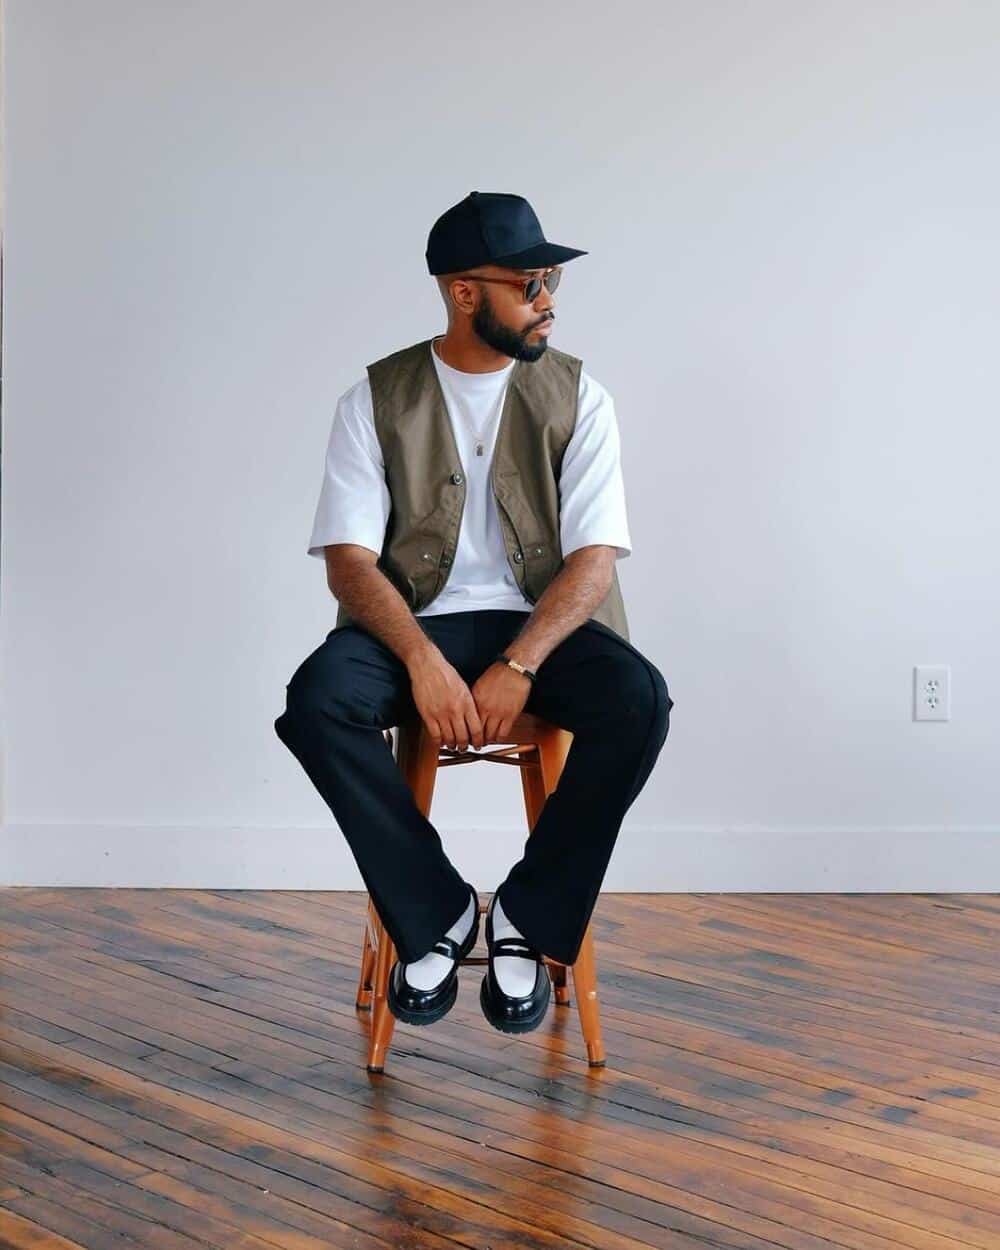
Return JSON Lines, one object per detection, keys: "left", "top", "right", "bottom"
{"left": 479, "top": 970, "right": 551, "bottom": 1034}
{"left": 479, "top": 894, "right": 552, "bottom": 1034}
{"left": 386, "top": 884, "right": 480, "bottom": 1026}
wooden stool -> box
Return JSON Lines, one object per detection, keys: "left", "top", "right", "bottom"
{"left": 355, "top": 710, "right": 606, "bottom": 1073}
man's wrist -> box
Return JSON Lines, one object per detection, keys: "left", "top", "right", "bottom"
{"left": 403, "top": 631, "right": 441, "bottom": 671}
{"left": 494, "top": 652, "right": 537, "bottom": 683}
{"left": 502, "top": 640, "right": 544, "bottom": 672}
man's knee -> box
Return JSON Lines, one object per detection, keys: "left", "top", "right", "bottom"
{"left": 274, "top": 683, "right": 313, "bottom": 750}
{"left": 647, "top": 662, "right": 673, "bottom": 748}
{"left": 610, "top": 654, "right": 673, "bottom": 750}
{"left": 276, "top": 651, "right": 347, "bottom": 739}
{"left": 647, "top": 661, "right": 673, "bottom": 721}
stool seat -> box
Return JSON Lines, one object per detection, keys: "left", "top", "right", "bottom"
{"left": 355, "top": 709, "right": 606, "bottom": 1074}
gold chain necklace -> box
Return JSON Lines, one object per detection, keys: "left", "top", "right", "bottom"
{"left": 432, "top": 337, "right": 498, "bottom": 457}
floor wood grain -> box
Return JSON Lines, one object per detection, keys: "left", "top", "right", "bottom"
{"left": 2, "top": 889, "right": 999, "bottom": 1249}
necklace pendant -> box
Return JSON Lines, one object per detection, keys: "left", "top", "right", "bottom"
{"left": 476, "top": 443, "right": 484, "bottom": 456}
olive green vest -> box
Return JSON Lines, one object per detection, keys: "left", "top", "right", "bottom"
{"left": 332, "top": 337, "right": 630, "bottom": 642}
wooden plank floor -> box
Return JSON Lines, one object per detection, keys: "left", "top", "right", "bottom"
{"left": 2, "top": 889, "right": 1000, "bottom": 1249}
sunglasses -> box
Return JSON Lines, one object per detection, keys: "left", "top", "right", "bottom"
{"left": 453, "top": 266, "right": 562, "bottom": 303}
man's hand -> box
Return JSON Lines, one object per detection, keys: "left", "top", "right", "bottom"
{"left": 408, "top": 653, "right": 531, "bottom": 750}
{"left": 400, "top": 548, "right": 617, "bottom": 750}
{"left": 409, "top": 653, "right": 485, "bottom": 751}
{"left": 469, "top": 661, "right": 533, "bottom": 745}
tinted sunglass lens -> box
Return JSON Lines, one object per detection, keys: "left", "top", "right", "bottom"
{"left": 524, "top": 269, "right": 561, "bottom": 301}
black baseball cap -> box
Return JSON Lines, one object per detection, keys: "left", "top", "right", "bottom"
{"left": 426, "top": 191, "right": 588, "bottom": 275}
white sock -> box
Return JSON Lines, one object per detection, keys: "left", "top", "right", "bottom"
{"left": 491, "top": 894, "right": 538, "bottom": 997}
{"left": 403, "top": 890, "right": 476, "bottom": 990}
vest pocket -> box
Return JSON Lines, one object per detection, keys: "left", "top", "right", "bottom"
{"left": 521, "top": 539, "right": 559, "bottom": 601}
{"left": 406, "top": 536, "right": 445, "bottom": 608}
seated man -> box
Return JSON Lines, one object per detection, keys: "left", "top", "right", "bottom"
{"left": 275, "top": 191, "right": 673, "bottom": 1034}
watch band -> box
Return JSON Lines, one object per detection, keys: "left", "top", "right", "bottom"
{"left": 495, "top": 652, "right": 537, "bottom": 683}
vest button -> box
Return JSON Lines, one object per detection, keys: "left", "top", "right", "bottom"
{"left": 440, "top": 553, "right": 452, "bottom": 567}
{"left": 532, "top": 545, "right": 543, "bottom": 556}
{"left": 512, "top": 549, "right": 524, "bottom": 563}
{"left": 421, "top": 551, "right": 433, "bottom": 561}
{"left": 450, "top": 471, "right": 464, "bottom": 485}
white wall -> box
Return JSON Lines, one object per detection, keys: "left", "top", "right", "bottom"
{"left": 3, "top": 0, "right": 997, "bottom": 888}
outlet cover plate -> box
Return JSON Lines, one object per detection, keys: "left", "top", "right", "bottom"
{"left": 914, "top": 665, "right": 950, "bottom": 721}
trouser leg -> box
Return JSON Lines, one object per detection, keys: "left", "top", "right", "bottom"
{"left": 273, "top": 615, "right": 479, "bottom": 964}
{"left": 487, "top": 614, "right": 674, "bottom": 967}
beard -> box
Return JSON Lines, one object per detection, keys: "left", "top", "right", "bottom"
{"left": 471, "top": 289, "right": 550, "bottom": 362}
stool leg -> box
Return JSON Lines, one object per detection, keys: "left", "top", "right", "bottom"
{"left": 367, "top": 910, "right": 397, "bottom": 1073}
{"left": 571, "top": 922, "right": 606, "bottom": 1067}
{"left": 549, "top": 958, "right": 570, "bottom": 1005}
{"left": 518, "top": 742, "right": 547, "bottom": 832}
{"left": 355, "top": 898, "right": 378, "bottom": 1010}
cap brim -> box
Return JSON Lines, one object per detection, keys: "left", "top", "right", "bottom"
{"left": 489, "top": 241, "right": 588, "bottom": 270}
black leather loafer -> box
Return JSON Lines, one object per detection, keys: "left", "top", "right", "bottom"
{"left": 479, "top": 892, "right": 551, "bottom": 1034}
{"left": 386, "top": 883, "right": 480, "bottom": 1026}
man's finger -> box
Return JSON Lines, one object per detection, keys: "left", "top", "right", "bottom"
{"left": 448, "top": 714, "right": 468, "bottom": 752}
{"left": 464, "top": 700, "right": 484, "bottom": 749}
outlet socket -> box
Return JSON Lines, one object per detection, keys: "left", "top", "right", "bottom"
{"left": 913, "top": 665, "right": 950, "bottom": 721}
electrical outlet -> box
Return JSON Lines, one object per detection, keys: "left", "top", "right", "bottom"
{"left": 913, "top": 665, "right": 950, "bottom": 721}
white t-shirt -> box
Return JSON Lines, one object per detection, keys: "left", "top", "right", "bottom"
{"left": 308, "top": 337, "right": 632, "bottom": 616}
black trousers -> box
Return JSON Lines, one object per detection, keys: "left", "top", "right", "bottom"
{"left": 273, "top": 608, "right": 673, "bottom": 967}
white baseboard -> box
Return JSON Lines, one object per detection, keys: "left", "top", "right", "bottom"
{"left": 3, "top": 824, "right": 999, "bottom": 889}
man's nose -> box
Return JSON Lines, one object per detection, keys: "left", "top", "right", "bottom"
{"left": 534, "top": 289, "right": 555, "bottom": 315}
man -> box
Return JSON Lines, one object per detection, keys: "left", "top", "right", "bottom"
{"left": 274, "top": 191, "right": 673, "bottom": 1036}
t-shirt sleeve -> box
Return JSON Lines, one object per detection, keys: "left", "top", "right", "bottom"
{"left": 307, "top": 377, "right": 391, "bottom": 560}
{"left": 558, "top": 371, "right": 632, "bottom": 560}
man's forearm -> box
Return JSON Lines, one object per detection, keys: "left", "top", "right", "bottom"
{"left": 330, "top": 564, "right": 439, "bottom": 671}
{"left": 502, "top": 547, "right": 616, "bottom": 672}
